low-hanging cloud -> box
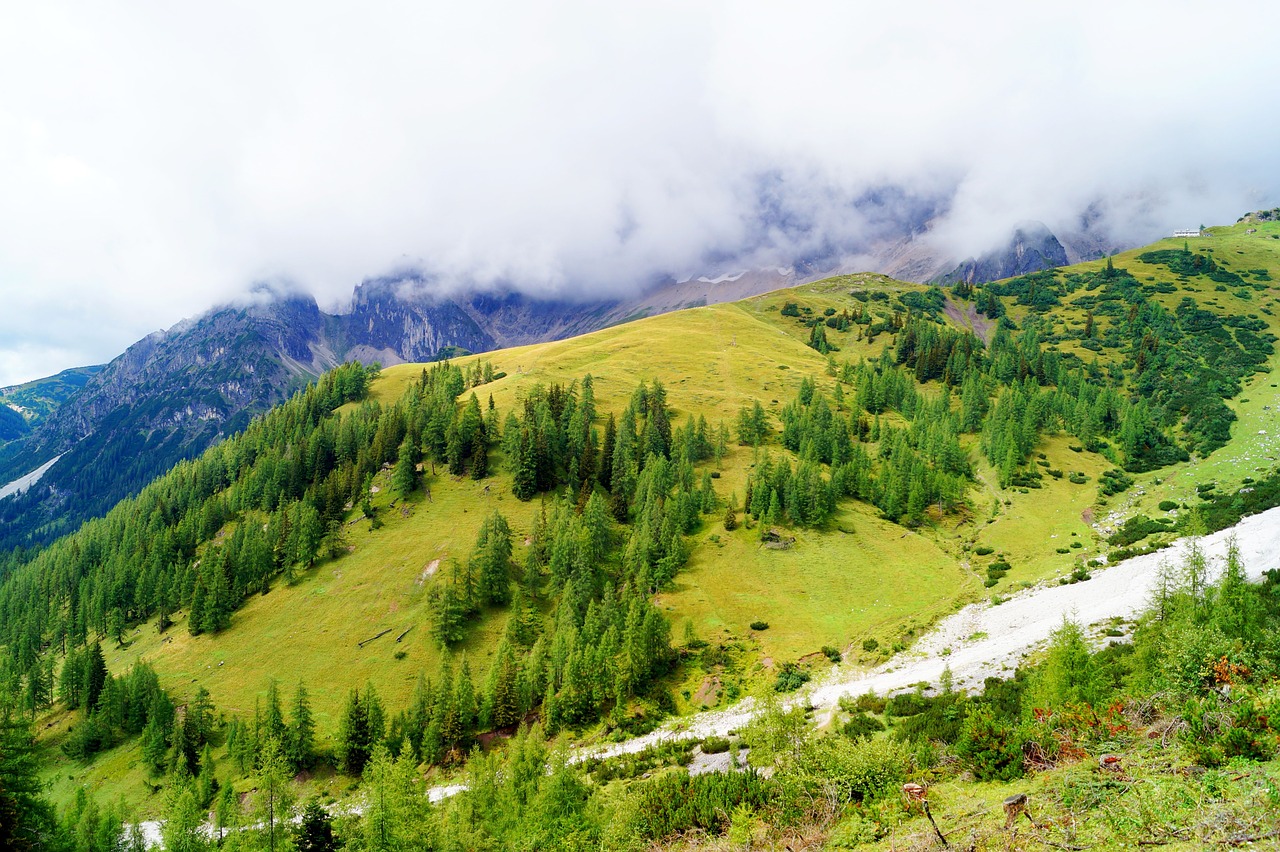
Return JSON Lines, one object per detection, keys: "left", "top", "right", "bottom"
{"left": 1, "top": 0, "right": 1277, "bottom": 385}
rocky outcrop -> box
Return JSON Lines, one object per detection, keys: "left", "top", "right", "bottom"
{"left": 936, "top": 223, "right": 1070, "bottom": 285}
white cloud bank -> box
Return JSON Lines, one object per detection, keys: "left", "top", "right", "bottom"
{"left": 1, "top": 0, "right": 1277, "bottom": 385}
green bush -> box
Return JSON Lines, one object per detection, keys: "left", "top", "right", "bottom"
{"left": 700, "top": 736, "right": 731, "bottom": 754}
{"left": 955, "top": 705, "right": 1024, "bottom": 781}
{"left": 892, "top": 693, "right": 967, "bottom": 744}
{"left": 841, "top": 711, "right": 886, "bottom": 741}
{"left": 1099, "top": 469, "right": 1134, "bottom": 496}
{"left": 841, "top": 691, "right": 887, "bottom": 714}
{"left": 806, "top": 735, "right": 911, "bottom": 803}
{"left": 1180, "top": 693, "right": 1276, "bottom": 766}
{"left": 750, "top": 621, "right": 769, "bottom": 631}
{"left": 861, "top": 638, "right": 879, "bottom": 652}
{"left": 773, "top": 662, "right": 811, "bottom": 693}
{"left": 624, "top": 769, "right": 774, "bottom": 840}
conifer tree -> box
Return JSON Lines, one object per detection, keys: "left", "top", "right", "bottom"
{"left": 295, "top": 800, "right": 337, "bottom": 852}
{"left": 161, "top": 770, "right": 208, "bottom": 852}
{"left": 196, "top": 742, "right": 217, "bottom": 808}
{"left": 337, "top": 689, "right": 371, "bottom": 775}
{"left": 287, "top": 681, "right": 315, "bottom": 772}
{"left": 214, "top": 781, "right": 239, "bottom": 845}
{"left": 188, "top": 580, "right": 207, "bottom": 637}
{"left": 484, "top": 638, "right": 521, "bottom": 731}
{"left": 475, "top": 511, "right": 514, "bottom": 606}
{"left": 392, "top": 438, "right": 418, "bottom": 498}
{"left": 82, "top": 642, "right": 108, "bottom": 710}
{"left": 292, "top": 502, "right": 324, "bottom": 570}
{"left": 470, "top": 429, "right": 489, "bottom": 480}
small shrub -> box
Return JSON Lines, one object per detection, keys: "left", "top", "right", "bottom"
{"left": 821, "top": 645, "right": 843, "bottom": 663}
{"left": 623, "top": 767, "right": 774, "bottom": 840}
{"left": 1099, "top": 469, "right": 1135, "bottom": 496}
{"left": 861, "top": 637, "right": 879, "bottom": 652}
{"left": 841, "top": 691, "right": 887, "bottom": 714}
{"left": 701, "top": 736, "right": 731, "bottom": 754}
{"left": 841, "top": 711, "right": 886, "bottom": 741}
{"left": 809, "top": 736, "right": 910, "bottom": 804}
{"left": 974, "top": 546, "right": 995, "bottom": 556}
{"left": 955, "top": 706, "right": 1024, "bottom": 781}
{"left": 750, "top": 621, "right": 769, "bottom": 632}
{"left": 773, "top": 662, "right": 810, "bottom": 693}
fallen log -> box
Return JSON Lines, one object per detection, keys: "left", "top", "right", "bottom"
{"left": 357, "top": 628, "right": 393, "bottom": 648}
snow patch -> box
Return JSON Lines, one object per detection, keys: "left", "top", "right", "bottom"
{"left": 697, "top": 271, "right": 747, "bottom": 285}
{"left": 0, "top": 454, "right": 62, "bottom": 501}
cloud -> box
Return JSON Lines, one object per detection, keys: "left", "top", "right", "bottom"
{"left": 1, "top": 0, "right": 1277, "bottom": 385}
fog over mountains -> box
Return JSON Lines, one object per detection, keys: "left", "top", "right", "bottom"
{"left": 0, "top": 202, "right": 1102, "bottom": 550}
{"left": 3, "top": 2, "right": 1278, "bottom": 387}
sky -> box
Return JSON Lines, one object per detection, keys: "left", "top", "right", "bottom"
{"left": 1, "top": 1, "right": 1278, "bottom": 386}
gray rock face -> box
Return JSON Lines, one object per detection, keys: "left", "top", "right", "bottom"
{"left": 936, "top": 223, "right": 1070, "bottom": 285}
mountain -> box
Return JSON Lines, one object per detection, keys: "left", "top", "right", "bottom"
{"left": 0, "top": 213, "right": 1127, "bottom": 550}
{"left": 7, "top": 216, "right": 1280, "bottom": 826}
{"left": 0, "top": 295, "right": 340, "bottom": 546}
{"left": 935, "top": 222, "right": 1072, "bottom": 285}
{"left": 0, "top": 365, "right": 104, "bottom": 444}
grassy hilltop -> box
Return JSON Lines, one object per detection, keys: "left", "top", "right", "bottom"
{"left": 10, "top": 215, "right": 1280, "bottom": 833}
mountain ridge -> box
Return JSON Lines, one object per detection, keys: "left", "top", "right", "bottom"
{"left": 0, "top": 219, "right": 1124, "bottom": 549}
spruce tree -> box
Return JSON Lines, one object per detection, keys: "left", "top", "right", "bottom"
{"left": 288, "top": 681, "right": 315, "bottom": 772}
{"left": 295, "top": 800, "right": 337, "bottom": 852}
{"left": 215, "top": 781, "right": 239, "bottom": 844}
{"left": 392, "top": 438, "right": 418, "bottom": 498}
{"left": 196, "top": 743, "right": 217, "bottom": 808}
{"left": 188, "top": 580, "right": 207, "bottom": 636}
{"left": 82, "top": 642, "right": 108, "bottom": 710}
{"left": 256, "top": 734, "right": 294, "bottom": 852}
{"left": 484, "top": 638, "right": 521, "bottom": 730}
{"left": 470, "top": 429, "right": 488, "bottom": 480}
{"left": 337, "top": 689, "right": 370, "bottom": 775}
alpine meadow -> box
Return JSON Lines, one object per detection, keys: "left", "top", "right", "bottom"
{"left": 2, "top": 212, "right": 1280, "bottom": 849}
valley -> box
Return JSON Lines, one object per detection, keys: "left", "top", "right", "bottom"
{"left": 5, "top": 215, "right": 1280, "bottom": 849}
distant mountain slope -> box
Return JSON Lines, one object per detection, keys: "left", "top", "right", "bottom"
{"left": 0, "top": 295, "right": 348, "bottom": 547}
{"left": 936, "top": 223, "right": 1072, "bottom": 285}
{"left": 0, "top": 365, "right": 103, "bottom": 444}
